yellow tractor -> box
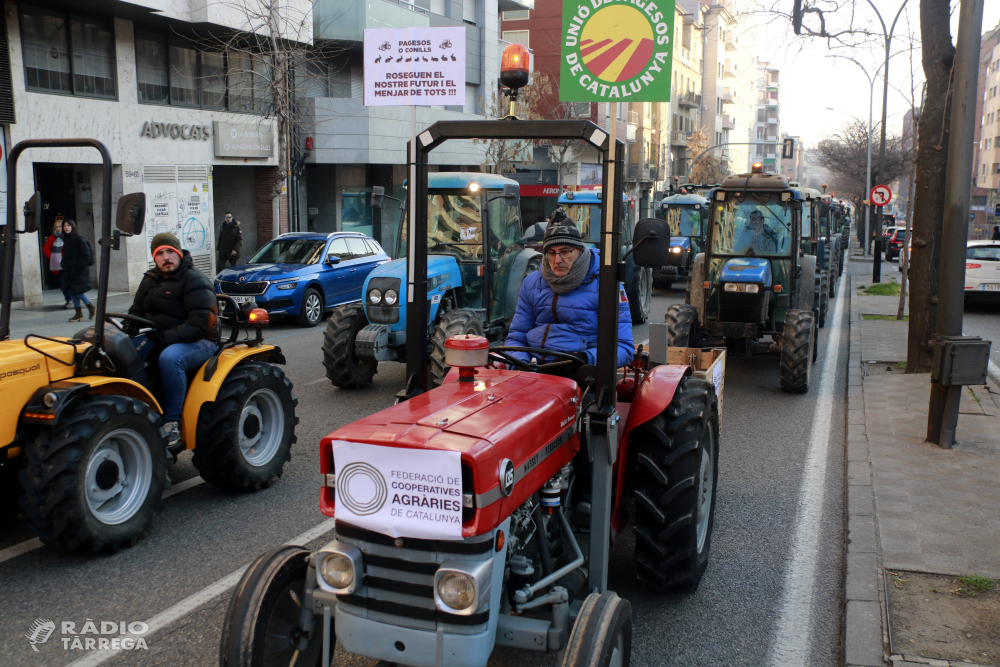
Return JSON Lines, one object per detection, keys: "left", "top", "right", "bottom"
{"left": 0, "top": 139, "right": 298, "bottom": 553}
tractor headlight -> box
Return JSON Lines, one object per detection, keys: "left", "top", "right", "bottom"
{"left": 670, "top": 247, "right": 682, "bottom": 253}
{"left": 315, "top": 541, "right": 362, "bottom": 594}
{"left": 724, "top": 283, "right": 738, "bottom": 292}
{"left": 436, "top": 572, "right": 475, "bottom": 610}
{"left": 368, "top": 288, "right": 382, "bottom": 304}
{"left": 321, "top": 554, "right": 354, "bottom": 589}
{"left": 384, "top": 289, "right": 398, "bottom": 305}
{"left": 723, "top": 283, "right": 761, "bottom": 293}
{"left": 745, "top": 284, "right": 760, "bottom": 294}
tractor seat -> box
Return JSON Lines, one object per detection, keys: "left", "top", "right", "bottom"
{"left": 73, "top": 326, "right": 145, "bottom": 382}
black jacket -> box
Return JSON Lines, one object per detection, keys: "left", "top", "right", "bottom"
{"left": 217, "top": 220, "right": 243, "bottom": 259}
{"left": 60, "top": 234, "right": 93, "bottom": 295}
{"left": 129, "top": 251, "right": 220, "bottom": 346}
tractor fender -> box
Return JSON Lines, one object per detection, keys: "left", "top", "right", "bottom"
{"left": 502, "top": 247, "right": 541, "bottom": 322}
{"left": 798, "top": 255, "right": 816, "bottom": 312}
{"left": 687, "top": 252, "right": 706, "bottom": 323}
{"left": 181, "top": 344, "right": 283, "bottom": 449}
{"left": 611, "top": 363, "right": 691, "bottom": 536}
{"left": 23, "top": 377, "right": 163, "bottom": 423}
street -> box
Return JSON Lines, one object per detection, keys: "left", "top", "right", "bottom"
{"left": 0, "top": 263, "right": 855, "bottom": 667}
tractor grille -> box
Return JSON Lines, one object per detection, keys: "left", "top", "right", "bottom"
{"left": 218, "top": 280, "right": 268, "bottom": 295}
{"left": 334, "top": 521, "right": 492, "bottom": 634}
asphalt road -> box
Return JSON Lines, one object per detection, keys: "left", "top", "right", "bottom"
{"left": 0, "top": 265, "right": 859, "bottom": 667}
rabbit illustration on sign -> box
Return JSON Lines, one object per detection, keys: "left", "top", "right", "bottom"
{"left": 374, "top": 55, "right": 382, "bottom": 63}
{"left": 405, "top": 57, "right": 412, "bottom": 62}
{"left": 431, "top": 56, "right": 439, "bottom": 61}
{"left": 450, "top": 54, "right": 457, "bottom": 61}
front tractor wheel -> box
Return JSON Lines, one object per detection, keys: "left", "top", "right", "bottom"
{"left": 632, "top": 376, "right": 720, "bottom": 592}
{"left": 429, "top": 308, "right": 485, "bottom": 387}
{"left": 220, "top": 545, "right": 324, "bottom": 667}
{"left": 629, "top": 267, "right": 652, "bottom": 324}
{"left": 193, "top": 362, "right": 298, "bottom": 492}
{"left": 780, "top": 309, "right": 814, "bottom": 393}
{"left": 665, "top": 304, "right": 700, "bottom": 348}
{"left": 322, "top": 303, "right": 377, "bottom": 389}
{"left": 560, "top": 591, "right": 632, "bottom": 667}
{"left": 18, "top": 396, "right": 169, "bottom": 553}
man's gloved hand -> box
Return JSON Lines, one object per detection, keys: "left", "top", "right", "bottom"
{"left": 145, "top": 329, "right": 165, "bottom": 346}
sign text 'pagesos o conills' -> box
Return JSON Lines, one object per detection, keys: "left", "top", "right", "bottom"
{"left": 363, "top": 27, "right": 466, "bottom": 107}
{"left": 559, "top": 0, "right": 674, "bottom": 102}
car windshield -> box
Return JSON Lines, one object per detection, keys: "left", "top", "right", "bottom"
{"left": 967, "top": 245, "right": 1000, "bottom": 261}
{"left": 248, "top": 239, "right": 327, "bottom": 265}
{"left": 663, "top": 204, "right": 704, "bottom": 237}
{"left": 399, "top": 192, "right": 484, "bottom": 262}
{"left": 711, "top": 195, "right": 794, "bottom": 257}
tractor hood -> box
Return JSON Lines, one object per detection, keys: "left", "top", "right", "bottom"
{"left": 362, "top": 254, "right": 462, "bottom": 294}
{"left": 319, "top": 369, "right": 581, "bottom": 539}
{"left": 216, "top": 263, "right": 312, "bottom": 283}
{"left": 720, "top": 258, "right": 772, "bottom": 286}
{"left": 670, "top": 237, "right": 692, "bottom": 249}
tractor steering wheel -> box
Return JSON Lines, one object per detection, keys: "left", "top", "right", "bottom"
{"left": 105, "top": 313, "right": 163, "bottom": 333}
{"left": 489, "top": 346, "right": 588, "bottom": 375}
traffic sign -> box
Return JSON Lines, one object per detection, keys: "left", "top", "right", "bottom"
{"left": 870, "top": 184, "right": 892, "bottom": 207}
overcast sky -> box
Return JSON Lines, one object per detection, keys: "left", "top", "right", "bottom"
{"left": 748, "top": 0, "right": 1000, "bottom": 149}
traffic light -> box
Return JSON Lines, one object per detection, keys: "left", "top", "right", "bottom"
{"left": 782, "top": 137, "right": 795, "bottom": 159}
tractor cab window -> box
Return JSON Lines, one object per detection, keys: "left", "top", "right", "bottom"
{"left": 397, "top": 192, "right": 485, "bottom": 262}
{"left": 562, "top": 204, "right": 600, "bottom": 245}
{"left": 711, "top": 195, "right": 794, "bottom": 257}
{"left": 487, "top": 192, "right": 525, "bottom": 322}
{"left": 486, "top": 193, "right": 522, "bottom": 253}
{"left": 664, "top": 205, "right": 703, "bottom": 238}
{"left": 249, "top": 238, "right": 327, "bottom": 265}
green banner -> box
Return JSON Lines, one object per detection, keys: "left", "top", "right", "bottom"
{"left": 559, "top": 0, "right": 675, "bottom": 103}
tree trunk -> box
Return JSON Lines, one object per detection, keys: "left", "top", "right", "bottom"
{"left": 898, "top": 135, "right": 917, "bottom": 320}
{"left": 906, "top": 0, "right": 955, "bottom": 373}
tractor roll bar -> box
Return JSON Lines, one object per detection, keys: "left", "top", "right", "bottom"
{"left": 0, "top": 139, "right": 114, "bottom": 343}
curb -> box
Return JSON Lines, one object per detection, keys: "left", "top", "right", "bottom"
{"left": 844, "top": 274, "right": 890, "bottom": 667}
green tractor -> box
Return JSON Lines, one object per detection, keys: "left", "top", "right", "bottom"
{"left": 666, "top": 168, "right": 819, "bottom": 393}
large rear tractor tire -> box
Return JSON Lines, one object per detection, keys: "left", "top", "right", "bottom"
{"left": 632, "top": 376, "right": 720, "bottom": 592}
{"left": 815, "top": 272, "right": 829, "bottom": 328}
{"left": 780, "top": 309, "right": 814, "bottom": 393}
{"left": 665, "top": 304, "right": 700, "bottom": 348}
{"left": 220, "top": 545, "right": 324, "bottom": 667}
{"left": 429, "top": 309, "right": 485, "bottom": 387}
{"left": 193, "top": 362, "right": 298, "bottom": 492}
{"left": 560, "top": 591, "right": 632, "bottom": 667}
{"left": 322, "top": 303, "right": 377, "bottom": 389}
{"left": 628, "top": 266, "right": 652, "bottom": 324}
{"left": 18, "top": 396, "right": 169, "bottom": 553}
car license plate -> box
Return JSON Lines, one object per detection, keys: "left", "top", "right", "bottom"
{"left": 982, "top": 284, "right": 1000, "bottom": 290}
{"left": 226, "top": 294, "right": 255, "bottom": 304}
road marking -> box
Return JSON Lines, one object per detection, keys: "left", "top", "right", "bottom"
{"left": 63, "top": 519, "right": 338, "bottom": 667}
{"left": 0, "top": 476, "right": 206, "bottom": 566}
{"left": 302, "top": 377, "right": 330, "bottom": 387}
{"left": 766, "top": 271, "right": 847, "bottom": 667}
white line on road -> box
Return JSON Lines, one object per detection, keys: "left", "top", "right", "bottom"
{"left": 0, "top": 476, "right": 206, "bottom": 566}
{"left": 766, "top": 272, "right": 847, "bottom": 667}
{"left": 64, "top": 519, "right": 338, "bottom": 667}
{"left": 302, "top": 377, "right": 330, "bottom": 387}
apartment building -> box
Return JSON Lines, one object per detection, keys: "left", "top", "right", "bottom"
{"left": 975, "top": 22, "right": 1000, "bottom": 236}
{"left": 669, "top": 3, "right": 706, "bottom": 181}
{"left": 752, "top": 62, "right": 781, "bottom": 173}
{"left": 723, "top": 0, "right": 758, "bottom": 173}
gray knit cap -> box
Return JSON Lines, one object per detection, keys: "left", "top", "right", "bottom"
{"left": 542, "top": 209, "right": 586, "bottom": 251}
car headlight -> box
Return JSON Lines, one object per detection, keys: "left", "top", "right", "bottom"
{"left": 320, "top": 553, "right": 355, "bottom": 590}
{"left": 368, "top": 288, "right": 382, "bottom": 304}
{"left": 384, "top": 289, "right": 398, "bottom": 305}
{"left": 276, "top": 282, "right": 297, "bottom": 291}
{"left": 436, "top": 572, "right": 475, "bottom": 610}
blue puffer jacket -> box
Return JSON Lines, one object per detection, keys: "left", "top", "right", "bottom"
{"left": 505, "top": 248, "right": 634, "bottom": 368}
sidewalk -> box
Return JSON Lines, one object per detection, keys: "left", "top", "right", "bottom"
{"left": 845, "top": 274, "right": 1000, "bottom": 667}
{"left": 4, "top": 289, "right": 135, "bottom": 341}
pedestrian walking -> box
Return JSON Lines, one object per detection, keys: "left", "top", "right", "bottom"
{"left": 991, "top": 225, "right": 1000, "bottom": 241}
{"left": 217, "top": 212, "right": 243, "bottom": 269}
{"left": 42, "top": 220, "right": 72, "bottom": 309}
{"left": 60, "top": 219, "right": 95, "bottom": 322}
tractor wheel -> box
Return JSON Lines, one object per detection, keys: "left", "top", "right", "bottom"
{"left": 560, "top": 591, "right": 632, "bottom": 667}
{"left": 632, "top": 376, "right": 719, "bottom": 592}
{"left": 628, "top": 267, "right": 652, "bottom": 324}
{"left": 322, "top": 303, "right": 377, "bottom": 389}
{"left": 815, "top": 272, "right": 829, "bottom": 328}
{"left": 828, "top": 258, "right": 837, "bottom": 298}
{"left": 429, "top": 309, "right": 485, "bottom": 387}
{"left": 780, "top": 309, "right": 814, "bottom": 393}
{"left": 193, "top": 362, "right": 297, "bottom": 492}
{"left": 220, "top": 545, "right": 324, "bottom": 667}
{"left": 18, "top": 396, "right": 168, "bottom": 553}
{"left": 665, "top": 304, "right": 700, "bottom": 348}
{"left": 295, "top": 288, "right": 324, "bottom": 328}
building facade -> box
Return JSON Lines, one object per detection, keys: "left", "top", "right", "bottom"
{"left": 752, "top": 62, "right": 780, "bottom": 173}
{"left": 975, "top": 23, "right": 1000, "bottom": 237}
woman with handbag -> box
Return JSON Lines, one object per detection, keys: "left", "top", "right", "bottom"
{"left": 42, "top": 220, "right": 73, "bottom": 309}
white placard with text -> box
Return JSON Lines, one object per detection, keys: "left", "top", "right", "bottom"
{"left": 363, "top": 27, "right": 466, "bottom": 107}
{"left": 332, "top": 440, "right": 464, "bottom": 540}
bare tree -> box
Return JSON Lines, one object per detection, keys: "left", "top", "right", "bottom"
{"left": 474, "top": 74, "right": 555, "bottom": 175}
{"left": 814, "top": 120, "right": 911, "bottom": 209}
{"left": 687, "top": 128, "right": 730, "bottom": 184}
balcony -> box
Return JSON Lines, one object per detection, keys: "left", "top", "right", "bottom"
{"left": 725, "top": 40, "right": 737, "bottom": 52}
{"left": 678, "top": 91, "right": 701, "bottom": 109}
{"left": 626, "top": 165, "right": 654, "bottom": 181}
{"left": 722, "top": 114, "right": 735, "bottom": 130}
{"left": 671, "top": 130, "right": 692, "bottom": 147}
{"left": 627, "top": 110, "right": 639, "bottom": 125}
{"left": 499, "top": 0, "right": 534, "bottom": 10}
{"left": 722, "top": 89, "right": 734, "bottom": 105}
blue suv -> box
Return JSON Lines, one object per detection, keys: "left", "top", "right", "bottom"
{"left": 216, "top": 232, "right": 389, "bottom": 327}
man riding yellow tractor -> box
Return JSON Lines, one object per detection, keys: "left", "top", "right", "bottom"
{"left": 0, "top": 139, "right": 298, "bottom": 553}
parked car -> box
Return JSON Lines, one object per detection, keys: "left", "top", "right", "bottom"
{"left": 216, "top": 232, "right": 389, "bottom": 327}
{"left": 885, "top": 228, "right": 907, "bottom": 261}
{"left": 965, "top": 240, "right": 1000, "bottom": 302}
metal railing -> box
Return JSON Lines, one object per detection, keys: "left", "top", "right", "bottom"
{"left": 627, "top": 110, "right": 639, "bottom": 125}
{"left": 679, "top": 91, "right": 701, "bottom": 108}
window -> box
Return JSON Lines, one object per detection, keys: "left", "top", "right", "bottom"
{"left": 346, "top": 236, "right": 372, "bottom": 258}
{"left": 327, "top": 238, "right": 351, "bottom": 260}
{"left": 135, "top": 30, "right": 272, "bottom": 112}
{"left": 502, "top": 30, "right": 529, "bottom": 48}
{"left": 20, "top": 7, "right": 115, "bottom": 98}
{"left": 502, "top": 10, "right": 529, "bottom": 20}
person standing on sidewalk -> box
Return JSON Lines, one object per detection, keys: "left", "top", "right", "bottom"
{"left": 127, "top": 233, "right": 219, "bottom": 446}
{"left": 217, "top": 212, "right": 243, "bottom": 269}
{"left": 42, "top": 221, "right": 72, "bottom": 309}
{"left": 992, "top": 225, "right": 1000, "bottom": 241}
{"left": 60, "top": 220, "right": 95, "bottom": 322}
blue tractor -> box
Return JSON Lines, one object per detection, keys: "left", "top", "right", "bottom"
{"left": 322, "top": 173, "right": 541, "bottom": 388}
{"left": 653, "top": 191, "right": 709, "bottom": 290}
{"left": 553, "top": 190, "right": 652, "bottom": 323}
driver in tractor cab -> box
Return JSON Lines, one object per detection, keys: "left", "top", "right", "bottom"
{"left": 126, "top": 233, "right": 220, "bottom": 447}
{"left": 505, "top": 209, "right": 634, "bottom": 370}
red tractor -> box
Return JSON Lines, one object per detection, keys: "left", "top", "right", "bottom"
{"left": 220, "top": 117, "right": 720, "bottom": 666}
